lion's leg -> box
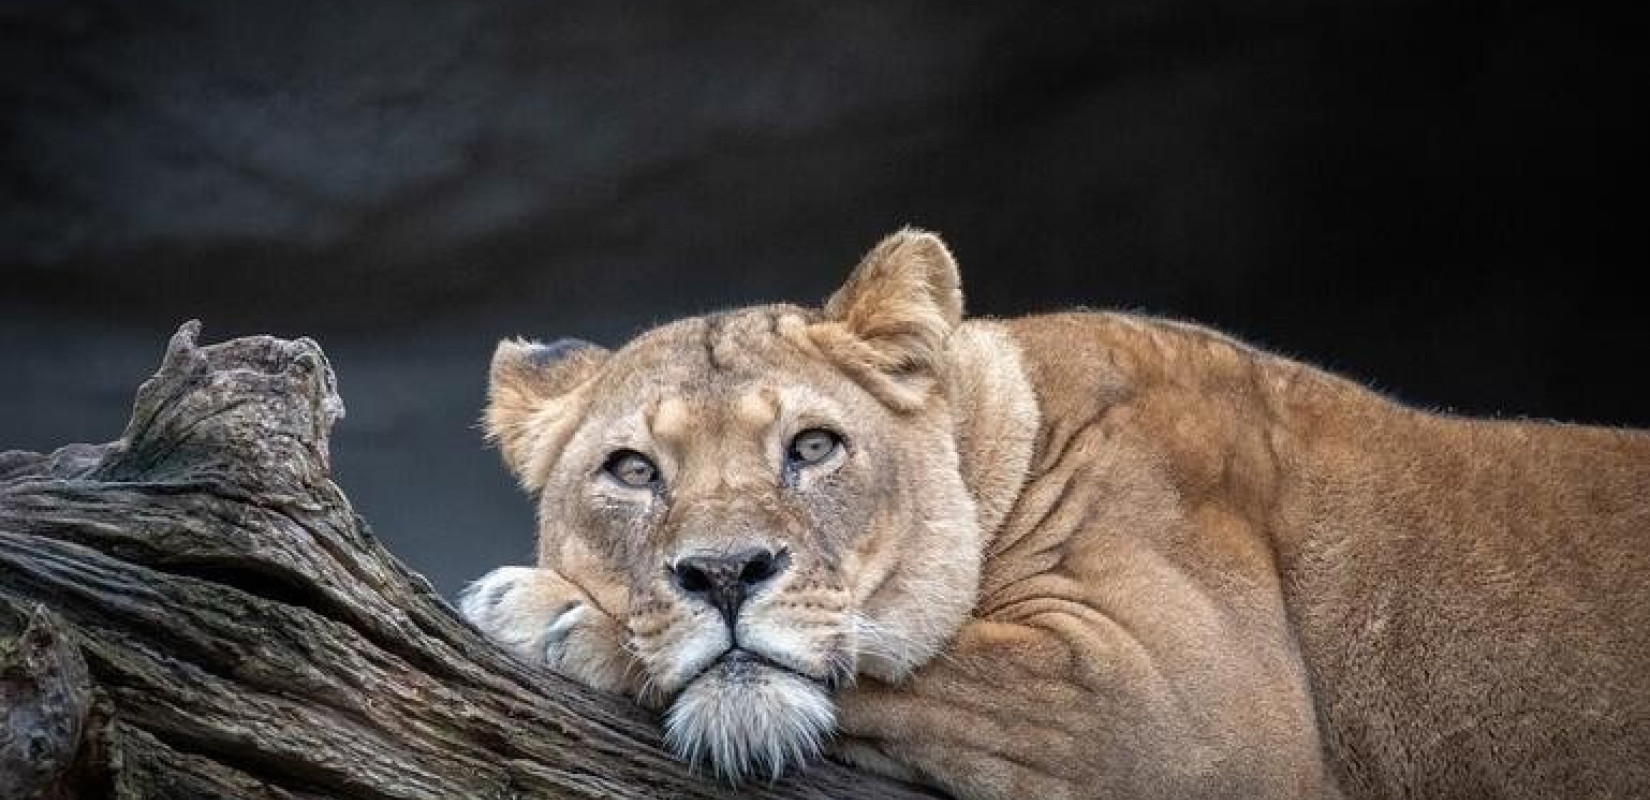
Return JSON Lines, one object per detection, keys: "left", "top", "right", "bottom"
{"left": 835, "top": 618, "right": 1335, "bottom": 800}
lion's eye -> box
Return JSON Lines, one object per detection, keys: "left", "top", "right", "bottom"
{"left": 787, "top": 428, "right": 842, "bottom": 467}
{"left": 604, "top": 450, "right": 660, "bottom": 488}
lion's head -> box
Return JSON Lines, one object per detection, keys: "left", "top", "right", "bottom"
{"left": 482, "top": 230, "right": 1036, "bottom": 780}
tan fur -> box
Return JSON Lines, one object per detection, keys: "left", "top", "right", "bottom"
{"left": 462, "top": 229, "right": 1650, "bottom": 798}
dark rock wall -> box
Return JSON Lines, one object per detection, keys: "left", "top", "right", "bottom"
{"left": 3, "top": 0, "right": 1643, "bottom": 594}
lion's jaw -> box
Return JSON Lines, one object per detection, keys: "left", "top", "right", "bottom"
{"left": 662, "top": 652, "right": 838, "bottom": 782}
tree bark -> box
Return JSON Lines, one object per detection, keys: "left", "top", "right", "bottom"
{"left": 0, "top": 322, "right": 938, "bottom": 800}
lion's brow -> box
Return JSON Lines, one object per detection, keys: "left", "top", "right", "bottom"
{"left": 693, "top": 313, "right": 730, "bottom": 373}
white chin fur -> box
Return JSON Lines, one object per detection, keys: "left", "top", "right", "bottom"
{"left": 663, "top": 661, "right": 836, "bottom": 783}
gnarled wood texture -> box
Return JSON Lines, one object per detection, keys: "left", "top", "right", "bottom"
{"left": 0, "top": 323, "right": 937, "bottom": 800}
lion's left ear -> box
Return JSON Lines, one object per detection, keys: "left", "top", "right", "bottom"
{"left": 485, "top": 337, "right": 608, "bottom": 491}
{"left": 813, "top": 228, "right": 964, "bottom": 409}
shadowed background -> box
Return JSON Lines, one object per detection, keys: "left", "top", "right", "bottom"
{"left": 3, "top": 1, "right": 1643, "bottom": 597}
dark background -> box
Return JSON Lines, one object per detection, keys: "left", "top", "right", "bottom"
{"left": 3, "top": 1, "right": 1643, "bottom": 597}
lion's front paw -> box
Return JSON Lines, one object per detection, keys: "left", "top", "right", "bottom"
{"left": 459, "top": 566, "right": 638, "bottom": 695}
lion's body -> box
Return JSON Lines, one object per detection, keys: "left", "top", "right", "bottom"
{"left": 892, "top": 312, "right": 1650, "bottom": 798}
{"left": 462, "top": 231, "right": 1650, "bottom": 799}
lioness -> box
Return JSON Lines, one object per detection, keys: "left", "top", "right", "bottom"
{"left": 461, "top": 229, "right": 1650, "bottom": 799}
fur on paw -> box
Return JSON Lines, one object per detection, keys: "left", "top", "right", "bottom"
{"left": 459, "top": 566, "right": 638, "bottom": 694}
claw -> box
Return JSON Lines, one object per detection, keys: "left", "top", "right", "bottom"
{"left": 543, "top": 602, "right": 587, "bottom": 646}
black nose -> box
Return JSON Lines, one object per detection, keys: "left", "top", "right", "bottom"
{"left": 670, "top": 548, "right": 789, "bottom": 626}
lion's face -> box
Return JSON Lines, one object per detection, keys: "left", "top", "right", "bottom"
{"left": 484, "top": 231, "right": 991, "bottom": 779}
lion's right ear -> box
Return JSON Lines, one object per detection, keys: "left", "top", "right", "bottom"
{"left": 484, "top": 337, "right": 608, "bottom": 491}
{"left": 812, "top": 228, "right": 964, "bottom": 410}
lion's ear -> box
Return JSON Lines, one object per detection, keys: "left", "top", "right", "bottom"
{"left": 814, "top": 228, "right": 964, "bottom": 409}
{"left": 484, "top": 337, "right": 608, "bottom": 490}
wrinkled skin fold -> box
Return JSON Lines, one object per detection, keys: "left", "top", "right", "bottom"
{"left": 463, "top": 229, "right": 1650, "bottom": 799}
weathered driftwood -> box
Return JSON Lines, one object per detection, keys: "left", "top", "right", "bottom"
{"left": 0, "top": 322, "right": 937, "bottom": 800}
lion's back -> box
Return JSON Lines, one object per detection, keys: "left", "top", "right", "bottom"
{"left": 996, "top": 310, "right": 1650, "bottom": 799}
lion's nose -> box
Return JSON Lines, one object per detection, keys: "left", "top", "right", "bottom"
{"left": 670, "top": 548, "right": 789, "bottom": 626}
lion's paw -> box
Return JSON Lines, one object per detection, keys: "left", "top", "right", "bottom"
{"left": 459, "top": 566, "right": 638, "bottom": 695}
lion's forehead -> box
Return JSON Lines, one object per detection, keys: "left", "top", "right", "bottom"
{"left": 647, "top": 390, "right": 772, "bottom": 443}
{"left": 617, "top": 304, "right": 814, "bottom": 373}
{"left": 585, "top": 309, "right": 859, "bottom": 436}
